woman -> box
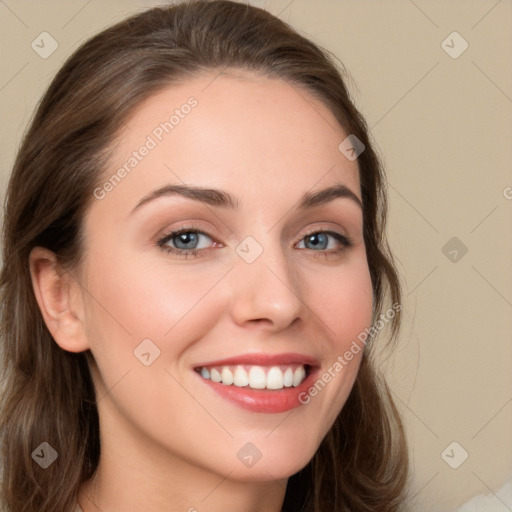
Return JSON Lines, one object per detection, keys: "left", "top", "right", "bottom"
{"left": 0, "top": 1, "right": 408, "bottom": 511}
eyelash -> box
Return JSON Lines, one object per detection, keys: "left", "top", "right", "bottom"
{"left": 156, "top": 226, "right": 353, "bottom": 260}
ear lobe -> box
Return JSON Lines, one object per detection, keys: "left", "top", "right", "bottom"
{"left": 29, "top": 246, "right": 90, "bottom": 353}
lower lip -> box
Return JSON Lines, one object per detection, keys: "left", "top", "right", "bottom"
{"left": 196, "top": 368, "right": 320, "bottom": 413}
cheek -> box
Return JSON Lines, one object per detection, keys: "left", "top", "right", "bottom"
{"left": 82, "top": 248, "right": 231, "bottom": 353}
{"left": 298, "top": 254, "right": 373, "bottom": 425}
{"left": 306, "top": 254, "right": 374, "bottom": 345}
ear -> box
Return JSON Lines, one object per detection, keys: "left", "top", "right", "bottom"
{"left": 29, "top": 246, "right": 90, "bottom": 353}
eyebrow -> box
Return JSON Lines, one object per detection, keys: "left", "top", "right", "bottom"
{"left": 130, "top": 183, "right": 362, "bottom": 214}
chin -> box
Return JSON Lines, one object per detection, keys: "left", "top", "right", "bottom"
{"left": 219, "top": 435, "right": 320, "bottom": 483}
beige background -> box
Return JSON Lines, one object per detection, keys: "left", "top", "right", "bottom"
{"left": 1, "top": 1, "right": 511, "bottom": 510}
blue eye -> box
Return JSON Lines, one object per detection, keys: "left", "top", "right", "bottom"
{"left": 171, "top": 231, "right": 203, "bottom": 250}
{"left": 157, "top": 229, "right": 215, "bottom": 257}
{"left": 303, "top": 232, "right": 329, "bottom": 250}
{"left": 297, "top": 231, "right": 352, "bottom": 252}
{"left": 157, "top": 228, "right": 352, "bottom": 259}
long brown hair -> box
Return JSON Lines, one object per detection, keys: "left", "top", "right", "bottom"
{"left": 0, "top": 1, "right": 408, "bottom": 510}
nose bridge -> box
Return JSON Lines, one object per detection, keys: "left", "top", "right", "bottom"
{"left": 229, "top": 231, "right": 304, "bottom": 328}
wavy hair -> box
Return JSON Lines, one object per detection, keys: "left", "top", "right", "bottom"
{"left": 0, "top": 1, "right": 408, "bottom": 510}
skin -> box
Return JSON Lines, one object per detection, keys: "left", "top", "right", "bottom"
{"left": 30, "top": 70, "right": 373, "bottom": 512}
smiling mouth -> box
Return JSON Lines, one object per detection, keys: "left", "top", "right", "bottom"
{"left": 194, "top": 364, "right": 311, "bottom": 390}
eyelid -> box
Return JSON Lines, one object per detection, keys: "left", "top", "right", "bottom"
{"left": 156, "top": 220, "right": 217, "bottom": 241}
{"left": 294, "top": 221, "right": 351, "bottom": 243}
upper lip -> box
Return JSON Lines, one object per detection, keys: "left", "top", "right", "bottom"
{"left": 193, "top": 352, "right": 319, "bottom": 368}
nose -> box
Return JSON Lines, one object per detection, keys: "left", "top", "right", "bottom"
{"left": 229, "top": 240, "right": 304, "bottom": 332}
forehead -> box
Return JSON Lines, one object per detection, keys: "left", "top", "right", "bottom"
{"left": 98, "top": 70, "right": 361, "bottom": 212}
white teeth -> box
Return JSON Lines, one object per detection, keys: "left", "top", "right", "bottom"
{"left": 197, "top": 364, "right": 309, "bottom": 390}
{"left": 233, "top": 366, "right": 249, "bottom": 387}
{"left": 283, "top": 367, "right": 294, "bottom": 387}
{"left": 266, "top": 366, "right": 283, "bottom": 389}
{"left": 293, "top": 366, "right": 306, "bottom": 387}
{"left": 221, "top": 367, "right": 234, "bottom": 385}
{"left": 248, "top": 366, "right": 266, "bottom": 389}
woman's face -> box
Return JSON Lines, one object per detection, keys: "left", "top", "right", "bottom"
{"left": 77, "top": 70, "right": 373, "bottom": 482}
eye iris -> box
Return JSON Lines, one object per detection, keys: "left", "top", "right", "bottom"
{"left": 306, "top": 233, "right": 327, "bottom": 250}
{"left": 175, "top": 232, "right": 198, "bottom": 250}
